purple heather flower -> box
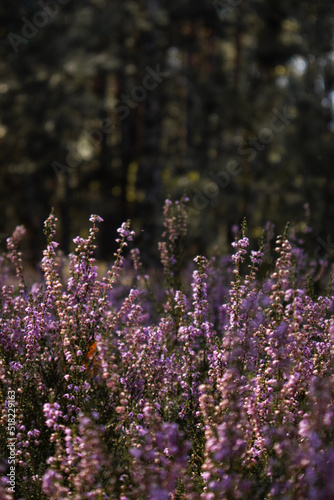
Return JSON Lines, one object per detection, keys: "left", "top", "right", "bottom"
{"left": 89, "top": 215, "right": 104, "bottom": 223}
{"left": 117, "top": 222, "right": 135, "bottom": 241}
{"left": 3, "top": 204, "right": 334, "bottom": 499}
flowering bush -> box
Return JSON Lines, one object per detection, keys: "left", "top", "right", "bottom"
{"left": 1, "top": 200, "right": 334, "bottom": 499}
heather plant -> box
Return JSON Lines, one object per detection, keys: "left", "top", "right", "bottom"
{"left": 1, "top": 200, "right": 334, "bottom": 499}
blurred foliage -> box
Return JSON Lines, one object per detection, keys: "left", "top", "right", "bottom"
{"left": 1, "top": 0, "right": 334, "bottom": 265}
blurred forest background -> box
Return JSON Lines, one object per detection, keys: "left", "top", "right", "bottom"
{"left": 1, "top": 0, "right": 334, "bottom": 265}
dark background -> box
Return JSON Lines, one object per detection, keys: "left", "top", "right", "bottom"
{"left": 1, "top": 0, "right": 334, "bottom": 265}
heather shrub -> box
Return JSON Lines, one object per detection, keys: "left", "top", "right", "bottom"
{"left": 1, "top": 200, "right": 334, "bottom": 499}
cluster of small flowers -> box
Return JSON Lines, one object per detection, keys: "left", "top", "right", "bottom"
{"left": 1, "top": 201, "right": 334, "bottom": 499}
{"left": 158, "top": 198, "right": 189, "bottom": 293}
